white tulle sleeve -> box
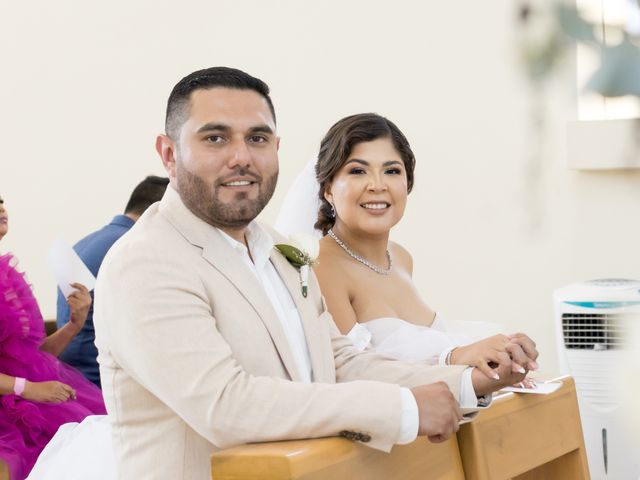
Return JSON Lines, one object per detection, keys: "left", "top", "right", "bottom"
{"left": 345, "top": 322, "right": 373, "bottom": 352}
{"left": 372, "top": 323, "right": 459, "bottom": 365}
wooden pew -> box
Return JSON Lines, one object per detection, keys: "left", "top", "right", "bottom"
{"left": 211, "top": 434, "right": 464, "bottom": 480}
{"left": 211, "top": 376, "right": 588, "bottom": 479}
{"left": 456, "top": 375, "right": 589, "bottom": 479}
{"left": 0, "top": 459, "right": 9, "bottom": 480}
{"left": 44, "top": 318, "right": 57, "bottom": 336}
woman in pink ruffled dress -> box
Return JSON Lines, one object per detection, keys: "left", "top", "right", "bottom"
{"left": 0, "top": 195, "right": 106, "bottom": 479}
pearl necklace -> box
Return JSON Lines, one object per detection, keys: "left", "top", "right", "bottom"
{"left": 327, "top": 229, "right": 392, "bottom": 275}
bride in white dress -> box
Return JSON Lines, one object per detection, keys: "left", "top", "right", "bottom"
{"left": 276, "top": 113, "right": 539, "bottom": 381}
{"left": 29, "top": 113, "right": 538, "bottom": 479}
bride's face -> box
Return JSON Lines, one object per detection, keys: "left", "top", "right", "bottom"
{"left": 0, "top": 196, "right": 8, "bottom": 241}
{"left": 325, "top": 137, "right": 408, "bottom": 236}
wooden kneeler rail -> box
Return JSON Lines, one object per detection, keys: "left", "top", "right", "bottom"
{"left": 0, "top": 459, "right": 8, "bottom": 480}
{"left": 211, "top": 434, "right": 464, "bottom": 480}
{"left": 211, "top": 376, "right": 588, "bottom": 480}
{"left": 456, "top": 375, "right": 590, "bottom": 480}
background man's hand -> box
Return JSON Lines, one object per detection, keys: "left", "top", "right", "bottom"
{"left": 67, "top": 282, "right": 91, "bottom": 331}
{"left": 411, "top": 382, "right": 463, "bottom": 443}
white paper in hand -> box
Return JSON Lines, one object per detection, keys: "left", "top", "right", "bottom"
{"left": 501, "top": 381, "right": 562, "bottom": 395}
{"left": 47, "top": 236, "right": 96, "bottom": 297}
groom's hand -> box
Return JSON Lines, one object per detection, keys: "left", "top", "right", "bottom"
{"left": 411, "top": 382, "right": 463, "bottom": 443}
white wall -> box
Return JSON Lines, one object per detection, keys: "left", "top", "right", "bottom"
{"left": 1, "top": 0, "right": 639, "bottom": 374}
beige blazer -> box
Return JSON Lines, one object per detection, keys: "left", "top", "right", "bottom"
{"left": 94, "top": 186, "right": 468, "bottom": 480}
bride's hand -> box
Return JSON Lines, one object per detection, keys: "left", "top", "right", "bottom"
{"left": 513, "top": 377, "right": 537, "bottom": 389}
{"left": 450, "top": 334, "right": 525, "bottom": 380}
{"left": 507, "top": 332, "right": 539, "bottom": 371}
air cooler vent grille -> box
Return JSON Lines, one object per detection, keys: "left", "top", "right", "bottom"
{"left": 562, "top": 313, "right": 629, "bottom": 349}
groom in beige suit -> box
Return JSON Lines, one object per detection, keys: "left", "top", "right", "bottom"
{"left": 94, "top": 67, "right": 526, "bottom": 479}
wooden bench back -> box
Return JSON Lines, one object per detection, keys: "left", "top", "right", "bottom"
{"left": 211, "top": 376, "right": 589, "bottom": 480}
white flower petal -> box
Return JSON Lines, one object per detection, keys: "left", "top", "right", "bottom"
{"left": 289, "top": 232, "right": 320, "bottom": 260}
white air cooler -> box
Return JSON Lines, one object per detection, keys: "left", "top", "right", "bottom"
{"left": 554, "top": 278, "right": 640, "bottom": 479}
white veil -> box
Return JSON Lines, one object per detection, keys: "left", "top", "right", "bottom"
{"left": 275, "top": 157, "right": 323, "bottom": 239}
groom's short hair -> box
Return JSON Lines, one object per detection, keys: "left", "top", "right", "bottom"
{"left": 164, "top": 66, "right": 276, "bottom": 141}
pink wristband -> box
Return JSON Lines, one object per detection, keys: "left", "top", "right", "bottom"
{"left": 13, "top": 377, "right": 26, "bottom": 396}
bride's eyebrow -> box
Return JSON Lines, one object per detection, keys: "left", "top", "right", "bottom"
{"left": 345, "top": 159, "right": 368, "bottom": 166}
{"left": 344, "top": 159, "right": 403, "bottom": 167}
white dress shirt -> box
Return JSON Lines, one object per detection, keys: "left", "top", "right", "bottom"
{"left": 218, "top": 223, "right": 313, "bottom": 383}
{"left": 218, "top": 223, "right": 481, "bottom": 445}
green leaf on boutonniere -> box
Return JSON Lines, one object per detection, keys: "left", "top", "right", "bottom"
{"left": 275, "top": 244, "right": 308, "bottom": 268}
{"left": 275, "top": 235, "right": 319, "bottom": 298}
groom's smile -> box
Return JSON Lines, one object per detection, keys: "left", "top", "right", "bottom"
{"left": 218, "top": 170, "right": 261, "bottom": 193}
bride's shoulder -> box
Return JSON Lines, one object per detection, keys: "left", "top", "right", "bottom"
{"left": 317, "top": 236, "right": 346, "bottom": 265}
{"left": 315, "top": 237, "right": 352, "bottom": 279}
{"left": 389, "top": 241, "right": 413, "bottom": 275}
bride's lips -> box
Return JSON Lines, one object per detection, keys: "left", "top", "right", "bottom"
{"left": 0, "top": 215, "right": 8, "bottom": 224}
{"left": 360, "top": 201, "right": 390, "bottom": 215}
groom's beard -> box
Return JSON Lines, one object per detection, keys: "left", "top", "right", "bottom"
{"left": 176, "top": 164, "right": 278, "bottom": 229}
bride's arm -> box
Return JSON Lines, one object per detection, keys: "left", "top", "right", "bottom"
{"left": 314, "top": 256, "right": 359, "bottom": 336}
{"left": 391, "top": 242, "right": 539, "bottom": 376}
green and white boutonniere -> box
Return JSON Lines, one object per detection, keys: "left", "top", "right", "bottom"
{"left": 275, "top": 233, "right": 320, "bottom": 298}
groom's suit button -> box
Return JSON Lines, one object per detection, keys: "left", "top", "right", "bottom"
{"left": 339, "top": 431, "right": 371, "bottom": 443}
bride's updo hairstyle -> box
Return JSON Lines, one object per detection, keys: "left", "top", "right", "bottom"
{"left": 314, "top": 113, "right": 416, "bottom": 235}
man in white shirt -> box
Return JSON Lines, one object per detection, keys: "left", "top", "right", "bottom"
{"left": 93, "top": 66, "right": 531, "bottom": 480}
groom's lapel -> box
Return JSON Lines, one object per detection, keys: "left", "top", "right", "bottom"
{"left": 200, "top": 239, "right": 304, "bottom": 382}
{"left": 160, "top": 189, "right": 303, "bottom": 382}
{"left": 269, "top": 249, "right": 328, "bottom": 382}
